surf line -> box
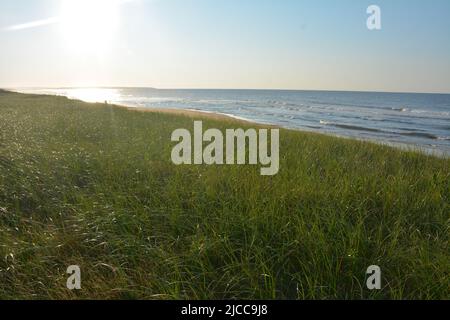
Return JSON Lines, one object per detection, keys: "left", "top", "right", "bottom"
{"left": 171, "top": 121, "right": 279, "bottom": 176}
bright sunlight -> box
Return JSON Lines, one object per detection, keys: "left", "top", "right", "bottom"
{"left": 60, "top": 0, "right": 121, "bottom": 54}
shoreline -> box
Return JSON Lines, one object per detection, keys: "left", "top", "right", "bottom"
{"left": 3, "top": 89, "right": 449, "bottom": 158}
{"left": 118, "top": 104, "right": 448, "bottom": 159}
{"left": 123, "top": 106, "right": 262, "bottom": 125}
{"left": 3, "top": 88, "right": 263, "bottom": 125}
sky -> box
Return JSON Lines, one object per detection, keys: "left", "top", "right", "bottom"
{"left": 0, "top": 0, "right": 450, "bottom": 93}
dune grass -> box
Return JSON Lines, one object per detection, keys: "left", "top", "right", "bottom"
{"left": 0, "top": 90, "right": 448, "bottom": 299}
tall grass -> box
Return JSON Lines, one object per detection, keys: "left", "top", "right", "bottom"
{"left": 0, "top": 90, "right": 448, "bottom": 299}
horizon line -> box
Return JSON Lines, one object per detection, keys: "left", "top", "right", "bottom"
{"left": 3, "top": 86, "right": 450, "bottom": 95}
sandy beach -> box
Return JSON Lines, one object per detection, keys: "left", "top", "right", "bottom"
{"left": 124, "top": 106, "right": 262, "bottom": 125}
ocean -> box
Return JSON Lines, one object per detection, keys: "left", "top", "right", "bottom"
{"left": 19, "top": 88, "right": 450, "bottom": 156}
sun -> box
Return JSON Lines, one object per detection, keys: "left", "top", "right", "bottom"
{"left": 60, "top": 0, "right": 121, "bottom": 54}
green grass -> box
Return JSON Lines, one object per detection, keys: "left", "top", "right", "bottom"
{"left": 0, "top": 90, "right": 448, "bottom": 300}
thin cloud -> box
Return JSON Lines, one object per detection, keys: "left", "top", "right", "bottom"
{"left": 3, "top": 0, "right": 139, "bottom": 32}
{"left": 4, "top": 17, "right": 60, "bottom": 31}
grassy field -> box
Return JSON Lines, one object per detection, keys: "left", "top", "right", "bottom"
{"left": 0, "top": 90, "right": 448, "bottom": 299}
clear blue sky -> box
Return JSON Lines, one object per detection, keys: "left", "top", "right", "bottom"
{"left": 1, "top": 0, "right": 449, "bottom": 93}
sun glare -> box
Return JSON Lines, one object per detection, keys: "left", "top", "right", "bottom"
{"left": 61, "top": 88, "right": 121, "bottom": 103}
{"left": 61, "top": 0, "right": 120, "bottom": 54}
